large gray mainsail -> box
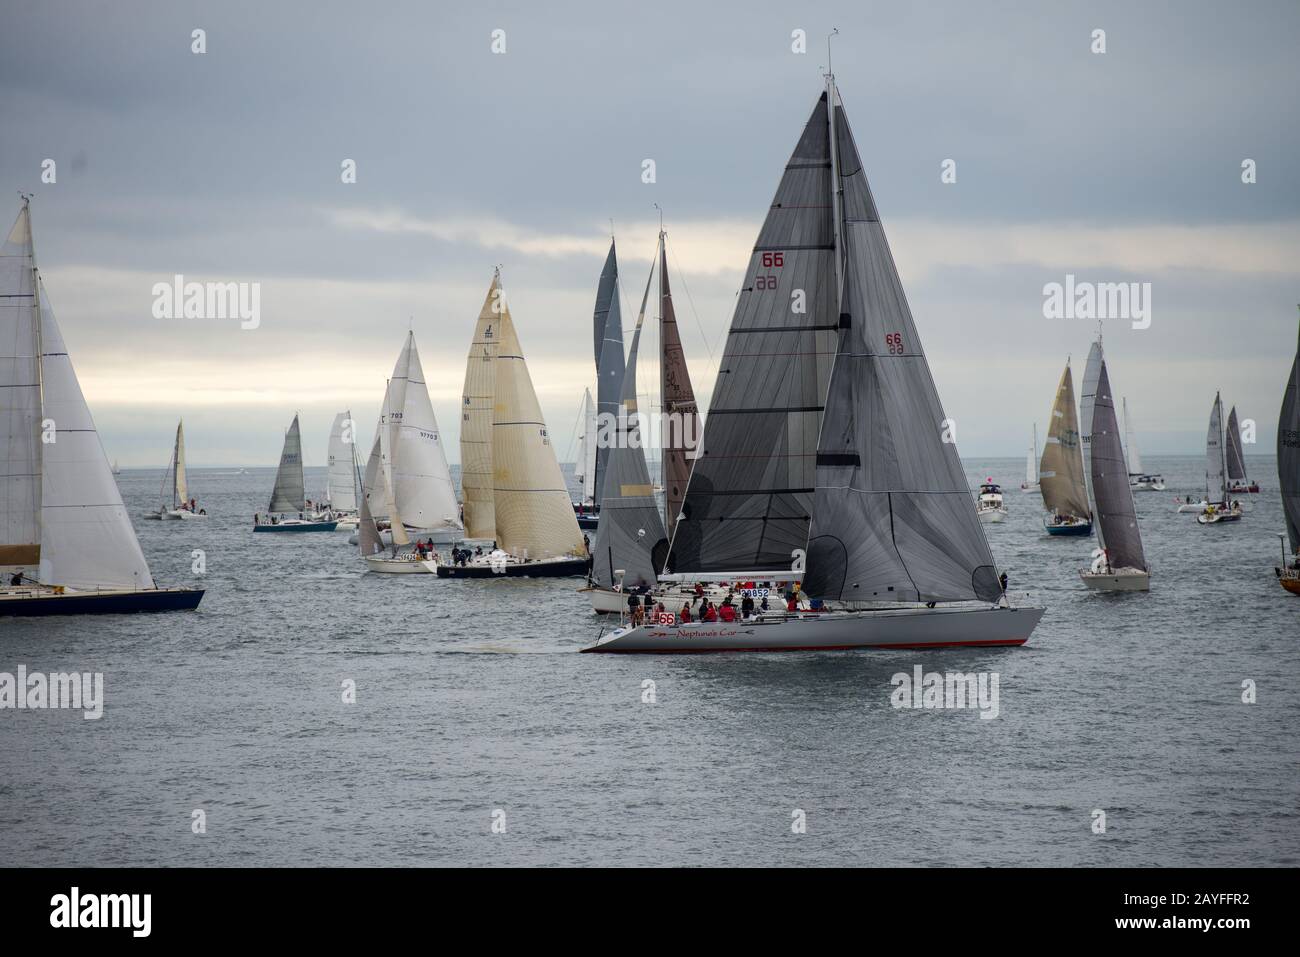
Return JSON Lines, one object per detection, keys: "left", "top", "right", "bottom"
{"left": 1279, "top": 316, "right": 1300, "bottom": 556}
{"left": 663, "top": 93, "right": 839, "bottom": 575}
{"left": 593, "top": 239, "right": 625, "bottom": 499}
{"left": 1079, "top": 337, "right": 1104, "bottom": 504}
{"left": 803, "top": 87, "right": 1001, "bottom": 603}
{"left": 1225, "top": 405, "right": 1247, "bottom": 482}
{"left": 268, "top": 414, "right": 305, "bottom": 513}
{"left": 1206, "top": 393, "right": 1226, "bottom": 504}
{"left": 1090, "top": 360, "right": 1146, "bottom": 570}
{"left": 590, "top": 257, "right": 666, "bottom": 589}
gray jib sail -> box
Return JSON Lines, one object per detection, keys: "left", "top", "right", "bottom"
{"left": 590, "top": 263, "right": 666, "bottom": 589}
{"left": 1279, "top": 318, "right": 1300, "bottom": 555}
{"left": 803, "top": 90, "right": 1001, "bottom": 603}
{"left": 593, "top": 239, "right": 625, "bottom": 500}
{"left": 1206, "top": 394, "right": 1225, "bottom": 503}
{"left": 1225, "top": 406, "right": 1247, "bottom": 481}
{"left": 1078, "top": 338, "right": 1104, "bottom": 512}
{"left": 663, "top": 93, "right": 838, "bottom": 574}
{"left": 356, "top": 458, "right": 384, "bottom": 558}
{"left": 1090, "top": 360, "right": 1146, "bottom": 571}
{"left": 268, "top": 414, "right": 305, "bottom": 512}
{"left": 660, "top": 232, "right": 699, "bottom": 548}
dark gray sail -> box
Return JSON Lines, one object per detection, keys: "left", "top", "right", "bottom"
{"left": 659, "top": 233, "right": 699, "bottom": 548}
{"left": 1279, "top": 317, "right": 1300, "bottom": 555}
{"left": 1225, "top": 405, "right": 1247, "bottom": 482}
{"left": 356, "top": 457, "right": 384, "bottom": 557}
{"left": 803, "top": 91, "right": 1000, "bottom": 603}
{"left": 1089, "top": 361, "right": 1146, "bottom": 571}
{"left": 590, "top": 262, "right": 666, "bottom": 589}
{"left": 663, "top": 93, "right": 839, "bottom": 575}
{"left": 268, "top": 414, "right": 305, "bottom": 513}
{"left": 593, "top": 239, "right": 625, "bottom": 499}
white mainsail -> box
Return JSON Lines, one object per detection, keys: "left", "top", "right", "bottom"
{"left": 460, "top": 276, "right": 500, "bottom": 540}
{"left": 173, "top": 420, "right": 188, "bottom": 506}
{"left": 385, "top": 332, "right": 460, "bottom": 532}
{"left": 573, "top": 388, "right": 597, "bottom": 504}
{"left": 377, "top": 382, "right": 410, "bottom": 547}
{"left": 326, "top": 412, "right": 357, "bottom": 511}
{"left": 1122, "top": 398, "right": 1143, "bottom": 476}
{"left": 1206, "top": 392, "right": 1227, "bottom": 504}
{"left": 1025, "top": 424, "right": 1039, "bottom": 486}
{"left": 1, "top": 201, "right": 155, "bottom": 590}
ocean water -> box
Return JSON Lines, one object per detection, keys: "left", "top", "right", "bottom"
{"left": 1, "top": 457, "right": 1296, "bottom": 867}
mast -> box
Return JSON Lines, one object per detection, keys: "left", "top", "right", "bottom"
{"left": 29, "top": 195, "right": 45, "bottom": 566}
{"left": 826, "top": 31, "right": 844, "bottom": 317}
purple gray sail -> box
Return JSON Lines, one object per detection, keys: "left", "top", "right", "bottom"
{"left": 663, "top": 93, "right": 839, "bottom": 575}
{"left": 802, "top": 91, "right": 1001, "bottom": 603}
{"left": 1279, "top": 318, "right": 1300, "bottom": 556}
{"left": 1225, "top": 405, "right": 1247, "bottom": 482}
{"left": 659, "top": 233, "right": 699, "bottom": 549}
{"left": 592, "top": 239, "right": 625, "bottom": 500}
{"left": 1089, "top": 360, "right": 1146, "bottom": 571}
{"left": 590, "top": 260, "right": 666, "bottom": 589}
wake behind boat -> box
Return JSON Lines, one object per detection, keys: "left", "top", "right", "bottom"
{"left": 1, "top": 198, "right": 202, "bottom": 616}
{"left": 586, "top": 74, "right": 1043, "bottom": 653}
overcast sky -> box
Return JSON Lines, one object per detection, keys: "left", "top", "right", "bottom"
{"left": 3, "top": 0, "right": 1297, "bottom": 467}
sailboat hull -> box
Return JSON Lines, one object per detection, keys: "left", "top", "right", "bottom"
{"left": 0, "top": 586, "right": 204, "bottom": 617}
{"left": 363, "top": 555, "right": 438, "bottom": 574}
{"left": 582, "top": 604, "right": 1044, "bottom": 654}
{"left": 436, "top": 556, "right": 588, "bottom": 579}
{"left": 1079, "top": 570, "right": 1150, "bottom": 591}
{"left": 254, "top": 520, "right": 338, "bottom": 533}
{"left": 1045, "top": 520, "right": 1092, "bottom": 537}
{"left": 1278, "top": 570, "right": 1300, "bottom": 595}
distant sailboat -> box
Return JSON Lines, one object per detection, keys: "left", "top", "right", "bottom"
{"left": 571, "top": 387, "right": 599, "bottom": 528}
{"left": 1276, "top": 309, "right": 1300, "bottom": 593}
{"left": 587, "top": 75, "right": 1043, "bottom": 652}
{"left": 321, "top": 411, "right": 359, "bottom": 527}
{"left": 1123, "top": 398, "right": 1165, "bottom": 491}
{"left": 1197, "top": 392, "right": 1243, "bottom": 525}
{"left": 0, "top": 198, "right": 203, "bottom": 615}
{"left": 1080, "top": 358, "right": 1149, "bottom": 590}
{"left": 111, "top": 459, "right": 122, "bottom": 475}
{"left": 439, "top": 269, "right": 587, "bottom": 578}
{"left": 145, "top": 420, "right": 206, "bottom": 520}
{"left": 253, "top": 414, "right": 338, "bottom": 532}
{"left": 1040, "top": 361, "right": 1092, "bottom": 535}
{"left": 1020, "top": 424, "right": 1040, "bottom": 492}
{"left": 1224, "top": 405, "right": 1258, "bottom": 493}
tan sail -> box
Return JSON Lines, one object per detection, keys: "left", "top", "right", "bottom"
{"left": 490, "top": 276, "right": 584, "bottom": 559}
{"left": 660, "top": 232, "right": 699, "bottom": 542}
{"left": 460, "top": 273, "right": 500, "bottom": 539}
{"left": 1039, "top": 362, "right": 1091, "bottom": 519}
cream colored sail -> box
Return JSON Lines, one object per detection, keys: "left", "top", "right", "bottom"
{"left": 173, "top": 420, "right": 188, "bottom": 506}
{"left": 1039, "top": 362, "right": 1091, "bottom": 519}
{"left": 378, "top": 381, "right": 410, "bottom": 547}
{"left": 490, "top": 275, "right": 584, "bottom": 559}
{"left": 460, "top": 273, "right": 501, "bottom": 539}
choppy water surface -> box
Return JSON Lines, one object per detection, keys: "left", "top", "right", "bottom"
{"left": 1, "top": 458, "right": 1296, "bottom": 866}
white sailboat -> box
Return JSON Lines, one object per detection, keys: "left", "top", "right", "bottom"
{"left": 253, "top": 414, "right": 338, "bottom": 531}
{"left": 571, "top": 386, "right": 599, "bottom": 529}
{"left": 586, "top": 74, "right": 1044, "bottom": 652}
{"left": 1080, "top": 357, "right": 1149, "bottom": 590}
{"left": 0, "top": 198, "right": 203, "bottom": 615}
{"left": 439, "top": 269, "right": 587, "bottom": 578}
{"left": 319, "top": 411, "right": 358, "bottom": 528}
{"left": 1020, "top": 424, "right": 1040, "bottom": 492}
{"left": 1197, "top": 392, "right": 1243, "bottom": 525}
{"left": 1123, "top": 398, "right": 1165, "bottom": 490}
{"left": 145, "top": 420, "right": 206, "bottom": 520}
{"left": 361, "top": 388, "right": 437, "bottom": 573}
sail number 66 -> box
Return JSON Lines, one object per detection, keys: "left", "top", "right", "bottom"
{"left": 885, "top": 332, "right": 905, "bottom": 354}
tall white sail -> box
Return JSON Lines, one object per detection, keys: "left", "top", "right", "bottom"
{"left": 361, "top": 425, "right": 393, "bottom": 519}
{"left": 1206, "top": 393, "right": 1226, "bottom": 504}
{"left": 377, "top": 382, "right": 410, "bottom": 547}
{"left": 387, "top": 333, "right": 459, "bottom": 531}
{"left": 490, "top": 274, "right": 584, "bottom": 559}
{"left": 173, "top": 420, "right": 188, "bottom": 506}
{"left": 1122, "top": 398, "right": 1143, "bottom": 476}
{"left": 38, "top": 276, "right": 156, "bottom": 589}
{"left": 573, "top": 388, "right": 597, "bottom": 504}
{"left": 1025, "top": 424, "right": 1038, "bottom": 486}
{"left": 0, "top": 203, "right": 43, "bottom": 576}
{"left": 460, "top": 276, "right": 500, "bottom": 540}
{"left": 326, "top": 412, "right": 356, "bottom": 511}
{"left": 268, "top": 414, "right": 305, "bottom": 513}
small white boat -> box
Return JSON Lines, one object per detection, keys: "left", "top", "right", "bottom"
{"left": 976, "top": 481, "right": 1008, "bottom": 523}
{"left": 144, "top": 420, "right": 208, "bottom": 520}
{"left": 363, "top": 551, "right": 437, "bottom": 574}
{"left": 1130, "top": 474, "right": 1166, "bottom": 491}
{"left": 1197, "top": 502, "right": 1243, "bottom": 525}
{"left": 1080, "top": 567, "right": 1150, "bottom": 591}
{"left": 1020, "top": 424, "right": 1040, "bottom": 492}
